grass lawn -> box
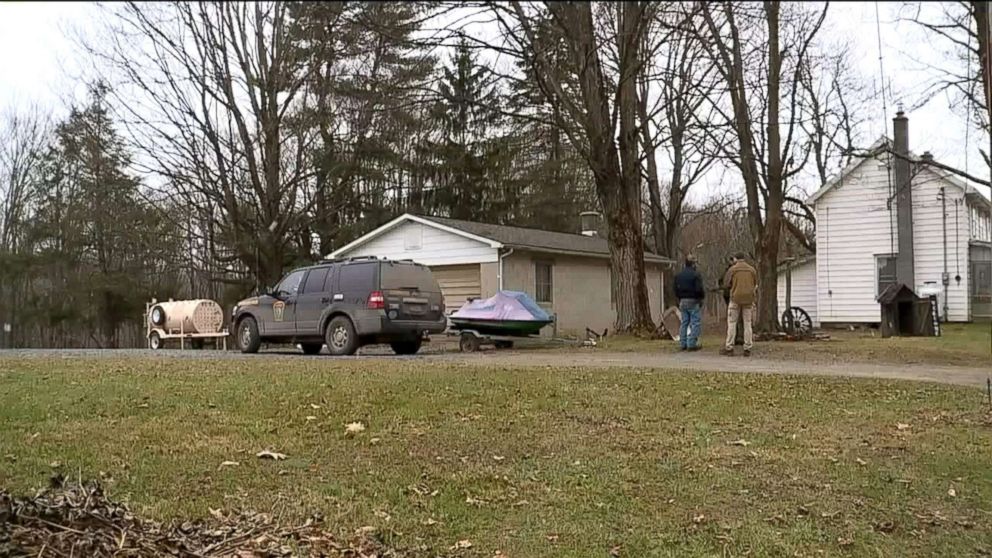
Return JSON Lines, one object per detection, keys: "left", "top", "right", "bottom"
{"left": 596, "top": 322, "right": 992, "bottom": 367}
{"left": 2, "top": 357, "right": 992, "bottom": 557}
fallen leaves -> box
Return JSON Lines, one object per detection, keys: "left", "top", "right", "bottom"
{"left": 451, "top": 539, "right": 473, "bottom": 550}
{"left": 728, "top": 439, "right": 751, "bottom": 447}
{"left": 855, "top": 458, "right": 868, "bottom": 466}
{"left": 545, "top": 533, "right": 560, "bottom": 543}
{"left": 948, "top": 487, "right": 957, "bottom": 498}
{"left": 345, "top": 422, "right": 366, "bottom": 436}
{"left": 218, "top": 461, "right": 240, "bottom": 468}
{"left": 255, "top": 450, "right": 287, "bottom": 461}
{"left": 3, "top": 478, "right": 397, "bottom": 557}
{"left": 896, "top": 423, "right": 911, "bottom": 431}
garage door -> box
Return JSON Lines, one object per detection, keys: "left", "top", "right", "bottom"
{"left": 431, "top": 264, "right": 481, "bottom": 314}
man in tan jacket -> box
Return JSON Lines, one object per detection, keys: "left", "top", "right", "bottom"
{"left": 721, "top": 252, "right": 758, "bottom": 356}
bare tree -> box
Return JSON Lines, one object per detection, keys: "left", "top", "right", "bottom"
{"left": 0, "top": 106, "right": 50, "bottom": 347}
{"left": 696, "top": 1, "right": 829, "bottom": 332}
{"left": 484, "top": 1, "right": 659, "bottom": 333}
{"left": 86, "top": 2, "right": 320, "bottom": 288}
{"left": 901, "top": 1, "right": 992, "bottom": 170}
{"left": 637, "top": 4, "right": 722, "bottom": 262}
{"left": 0, "top": 106, "right": 49, "bottom": 252}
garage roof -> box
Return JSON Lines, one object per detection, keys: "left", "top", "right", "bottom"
{"left": 329, "top": 213, "right": 672, "bottom": 264}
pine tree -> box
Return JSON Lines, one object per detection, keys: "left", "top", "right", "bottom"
{"left": 426, "top": 40, "right": 519, "bottom": 222}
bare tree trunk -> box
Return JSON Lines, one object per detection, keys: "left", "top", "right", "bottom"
{"left": 500, "top": 1, "right": 656, "bottom": 333}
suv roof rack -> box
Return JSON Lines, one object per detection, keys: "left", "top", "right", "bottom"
{"left": 316, "top": 255, "right": 379, "bottom": 265}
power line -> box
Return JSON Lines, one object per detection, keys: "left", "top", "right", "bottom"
{"left": 875, "top": 1, "right": 896, "bottom": 260}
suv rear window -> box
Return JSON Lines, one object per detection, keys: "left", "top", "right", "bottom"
{"left": 381, "top": 263, "right": 439, "bottom": 292}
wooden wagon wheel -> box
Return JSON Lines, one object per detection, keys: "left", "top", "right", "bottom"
{"left": 781, "top": 307, "right": 813, "bottom": 336}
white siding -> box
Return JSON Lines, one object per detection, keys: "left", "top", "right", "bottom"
{"left": 337, "top": 221, "right": 499, "bottom": 266}
{"left": 911, "top": 168, "right": 969, "bottom": 322}
{"left": 815, "top": 157, "right": 895, "bottom": 323}
{"left": 815, "top": 159, "right": 972, "bottom": 323}
{"left": 777, "top": 260, "right": 818, "bottom": 326}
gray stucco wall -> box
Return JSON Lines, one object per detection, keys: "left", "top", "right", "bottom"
{"left": 500, "top": 251, "right": 665, "bottom": 335}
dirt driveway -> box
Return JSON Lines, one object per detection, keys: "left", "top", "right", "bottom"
{"left": 431, "top": 349, "right": 992, "bottom": 388}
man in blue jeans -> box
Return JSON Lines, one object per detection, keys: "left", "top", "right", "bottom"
{"left": 674, "top": 254, "right": 705, "bottom": 351}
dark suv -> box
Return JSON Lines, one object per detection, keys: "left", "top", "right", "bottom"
{"left": 232, "top": 257, "right": 446, "bottom": 356}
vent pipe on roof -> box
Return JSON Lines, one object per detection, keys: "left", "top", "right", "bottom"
{"left": 893, "top": 109, "right": 915, "bottom": 287}
{"left": 580, "top": 211, "right": 600, "bottom": 237}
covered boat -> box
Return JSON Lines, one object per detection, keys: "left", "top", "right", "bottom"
{"left": 449, "top": 291, "right": 553, "bottom": 336}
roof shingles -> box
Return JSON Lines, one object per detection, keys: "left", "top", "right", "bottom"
{"left": 418, "top": 215, "right": 670, "bottom": 263}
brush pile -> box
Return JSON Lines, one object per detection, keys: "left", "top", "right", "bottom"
{"left": 0, "top": 476, "right": 401, "bottom": 557}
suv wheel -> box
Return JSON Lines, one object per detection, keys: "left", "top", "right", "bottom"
{"left": 390, "top": 338, "right": 422, "bottom": 355}
{"left": 300, "top": 343, "right": 323, "bottom": 355}
{"left": 325, "top": 316, "right": 358, "bottom": 356}
{"left": 238, "top": 317, "right": 261, "bottom": 354}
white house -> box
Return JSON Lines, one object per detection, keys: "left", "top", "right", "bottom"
{"left": 778, "top": 113, "right": 992, "bottom": 326}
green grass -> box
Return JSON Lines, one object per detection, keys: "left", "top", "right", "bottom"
{"left": 2, "top": 357, "right": 992, "bottom": 557}
{"left": 597, "top": 322, "right": 992, "bottom": 367}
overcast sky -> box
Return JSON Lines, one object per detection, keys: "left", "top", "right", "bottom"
{"left": 1, "top": 1, "right": 987, "bottom": 202}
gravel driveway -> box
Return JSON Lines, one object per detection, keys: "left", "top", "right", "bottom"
{"left": 1, "top": 346, "right": 988, "bottom": 388}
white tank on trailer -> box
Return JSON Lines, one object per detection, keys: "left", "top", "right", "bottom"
{"left": 149, "top": 299, "right": 224, "bottom": 334}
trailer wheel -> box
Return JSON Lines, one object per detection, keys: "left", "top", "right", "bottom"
{"left": 459, "top": 333, "right": 480, "bottom": 353}
{"left": 149, "top": 331, "right": 162, "bottom": 350}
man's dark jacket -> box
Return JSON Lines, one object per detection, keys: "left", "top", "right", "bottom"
{"left": 674, "top": 265, "right": 705, "bottom": 301}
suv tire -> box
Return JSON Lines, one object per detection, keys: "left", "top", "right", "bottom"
{"left": 390, "top": 338, "right": 422, "bottom": 355}
{"left": 325, "top": 316, "right": 359, "bottom": 356}
{"left": 300, "top": 343, "right": 323, "bottom": 355}
{"left": 237, "top": 317, "right": 261, "bottom": 354}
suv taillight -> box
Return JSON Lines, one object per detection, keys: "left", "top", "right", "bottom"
{"left": 367, "top": 291, "right": 385, "bottom": 310}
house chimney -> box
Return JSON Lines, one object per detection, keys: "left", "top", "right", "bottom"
{"left": 580, "top": 211, "right": 600, "bottom": 237}
{"left": 893, "top": 109, "right": 915, "bottom": 287}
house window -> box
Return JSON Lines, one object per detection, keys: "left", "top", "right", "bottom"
{"left": 535, "top": 261, "right": 553, "bottom": 303}
{"left": 876, "top": 254, "right": 897, "bottom": 295}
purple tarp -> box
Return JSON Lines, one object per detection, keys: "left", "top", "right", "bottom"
{"left": 450, "top": 291, "right": 551, "bottom": 321}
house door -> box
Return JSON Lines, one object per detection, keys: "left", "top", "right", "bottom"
{"left": 972, "top": 261, "right": 992, "bottom": 319}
